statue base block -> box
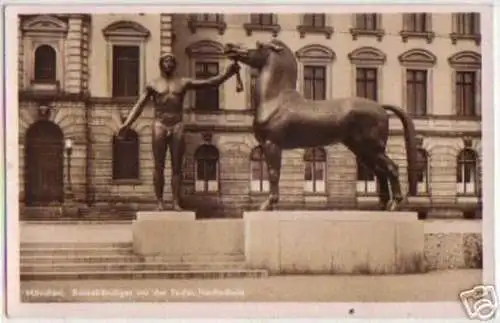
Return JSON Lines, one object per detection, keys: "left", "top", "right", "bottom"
{"left": 244, "top": 211, "right": 425, "bottom": 275}
{"left": 132, "top": 213, "right": 244, "bottom": 260}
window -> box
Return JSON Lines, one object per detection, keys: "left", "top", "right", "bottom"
{"left": 112, "top": 129, "right": 139, "bottom": 180}
{"left": 416, "top": 149, "right": 429, "bottom": 194}
{"left": 304, "top": 147, "right": 326, "bottom": 193}
{"left": 449, "top": 51, "right": 481, "bottom": 117}
{"left": 191, "top": 14, "right": 222, "bottom": 23}
{"left": 186, "top": 40, "right": 225, "bottom": 110}
{"left": 356, "top": 67, "right": 378, "bottom": 101}
{"left": 356, "top": 158, "right": 376, "bottom": 194}
{"left": 356, "top": 14, "right": 378, "bottom": 30}
{"left": 455, "top": 71, "right": 477, "bottom": 117}
{"left": 456, "top": 149, "right": 478, "bottom": 195}
{"left": 456, "top": 13, "right": 480, "bottom": 35}
{"left": 296, "top": 45, "right": 335, "bottom": 100}
{"left": 194, "top": 62, "right": 220, "bottom": 111}
{"left": 103, "top": 21, "right": 150, "bottom": 97}
{"left": 250, "top": 14, "right": 274, "bottom": 25}
{"left": 351, "top": 14, "right": 384, "bottom": 41}
{"left": 405, "top": 13, "right": 429, "bottom": 32}
{"left": 303, "top": 14, "right": 325, "bottom": 27}
{"left": 250, "top": 146, "right": 269, "bottom": 193}
{"left": 21, "top": 15, "right": 68, "bottom": 91}
{"left": 34, "top": 45, "right": 57, "bottom": 83}
{"left": 187, "top": 14, "right": 227, "bottom": 35}
{"left": 195, "top": 144, "right": 219, "bottom": 192}
{"left": 406, "top": 69, "right": 428, "bottom": 116}
{"left": 303, "top": 65, "right": 326, "bottom": 100}
{"left": 401, "top": 14, "right": 434, "bottom": 43}
{"left": 348, "top": 47, "right": 386, "bottom": 101}
{"left": 244, "top": 14, "right": 281, "bottom": 37}
{"left": 112, "top": 45, "right": 140, "bottom": 98}
{"left": 297, "top": 14, "right": 333, "bottom": 39}
{"left": 399, "top": 49, "right": 436, "bottom": 116}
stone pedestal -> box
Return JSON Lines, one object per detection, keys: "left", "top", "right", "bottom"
{"left": 244, "top": 211, "right": 425, "bottom": 275}
{"left": 132, "top": 212, "right": 244, "bottom": 261}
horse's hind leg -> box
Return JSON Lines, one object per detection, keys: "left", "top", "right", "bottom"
{"left": 357, "top": 152, "right": 391, "bottom": 211}
{"left": 375, "top": 170, "right": 391, "bottom": 211}
{"left": 373, "top": 153, "right": 403, "bottom": 211}
{"left": 260, "top": 140, "right": 282, "bottom": 211}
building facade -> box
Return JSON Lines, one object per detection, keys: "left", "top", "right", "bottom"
{"left": 18, "top": 13, "right": 482, "bottom": 219}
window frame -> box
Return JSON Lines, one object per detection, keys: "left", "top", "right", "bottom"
{"left": 243, "top": 14, "right": 281, "bottom": 37}
{"left": 102, "top": 20, "right": 150, "bottom": 99}
{"left": 450, "top": 13, "right": 481, "bottom": 45}
{"left": 356, "top": 157, "right": 377, "bottom": 195}
{"left": 303, "top": 147, "right": 327, "bottom": 194}
{"left": 111, "top": 44, "right": 141, "bottom": 98}
{"left": 303, "top": 65, "right": 327, "bottom": 101}
{"left": 194, "top": 144, "right": 220, "bottom": 193}
{"left": 249, "top": 146, "right": 269, "bottom": 193}
{"left": 187, "top": 14, "right": 227, "bottom": 35}
{"left": 398, "top": 48, "right": 437, "bottom": 117}
{"left": 448, "top": 51, "right": 482, "bottom": 118}
{"left": 194, "top": 61, "right": 221, "bottom": 111}
{"left": 348, "top": 46, "right": 386, "bottom": 102}
{"left": 21, "top": 15, "right": 68, "bottom": 92}
{"left": 185, "top": 40, "right": 226, "bottom": 111}
{"left": 111, "top": 129, "right": 141, "bottom": 183}
{"left": 350, "top": 13, "right": 385, "bottom": 42}
{"left": 400, "top": 13, "right": 435, "bottom": 43}
{"left": 295, "top": 44, "right": 336, "bottom": 101}
{"left": 416, "top": 148, "right": 430, "bottom": 195}
{"left": 297, "top": 14, "right": 334, "bottom": 39}
{"left": 456, "top": 148, "right": 479, "bottom": 196}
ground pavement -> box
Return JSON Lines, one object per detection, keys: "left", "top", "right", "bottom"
{"left": 21, "top": 269, "right": 481, "bottom": 302}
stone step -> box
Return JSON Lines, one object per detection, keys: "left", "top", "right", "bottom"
{"left": 21, "top": 261, "right": 249, "bottom": 273}
{"left": 21, "top": 253, "right": 246, "bottom": 264}
{"left": 20, "top": 247, "right": 135, "bottom": 257}
{"left": 20, "top": 269, "right": 268, "bottom": 281}
{"left": 20, "top": 242, "right": 132, "bottom": 249}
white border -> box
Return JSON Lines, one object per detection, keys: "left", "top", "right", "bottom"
{"left": 3, "top": 2, "right": 497, "bottom": 321}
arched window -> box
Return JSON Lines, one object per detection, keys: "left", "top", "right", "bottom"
{"left": 417, "top": 148, "right": 430, "bottom": 194}
{"left": 34, "top": 45, "right": 56, "bottom": 82}
{"left": 195, "top": 144, "right": 219, "bottom": 192}
{"left": 356, "top": 157, "right": 376, "bottom": 194}
{"left": 304, "top": 147, "right": 326, "bottom": 193}
{"left": 112, "top": 129, "right": 140, "bottom": 180}
{"left": 250, "top": 146, "right": 269, "bottom": 193}
{"left": 456, "top": 148, "right": 478, "bottom": 195}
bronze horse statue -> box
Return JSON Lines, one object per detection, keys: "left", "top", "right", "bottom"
{"left": 224, "top": 39, "right": 418, "bottom": 211}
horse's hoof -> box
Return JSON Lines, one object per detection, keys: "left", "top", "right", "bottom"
{"left": 259, "top": 200, "right": 272, "bottom": 211}
{"left": 386, "top": 200, "right": 398, "bottom": 212}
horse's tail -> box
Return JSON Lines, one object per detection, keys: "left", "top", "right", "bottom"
{"left": 382, "top": 104, "right": 418, "bottom": 196}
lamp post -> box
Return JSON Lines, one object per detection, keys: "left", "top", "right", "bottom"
{"left": 65, "top": 138, "right": 73, "bottom": 198}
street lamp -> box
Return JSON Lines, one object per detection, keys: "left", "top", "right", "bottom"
{"left": 65, "top": 138, "right": 73, "bottom": 197}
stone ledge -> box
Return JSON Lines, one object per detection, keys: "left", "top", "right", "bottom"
{"left": 244, "top": 211, "right": 424, "bottom": 275}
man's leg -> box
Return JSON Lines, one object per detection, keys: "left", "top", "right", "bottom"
{"left": 152, "top": 120, "right": 168, "bottom": 211}
{"left": 169, "top": 122, "right": 185, "bottom": 211}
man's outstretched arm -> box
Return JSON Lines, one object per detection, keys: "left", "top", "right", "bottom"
{"left": 184, "top": 62, "right": 240, "bottom": 90}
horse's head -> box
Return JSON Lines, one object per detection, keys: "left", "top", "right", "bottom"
{"left": 224, "top": 40, "right": 298, "bottom": 97}
{"left": 224, "top": 40, "right": 291, "bottom": 69}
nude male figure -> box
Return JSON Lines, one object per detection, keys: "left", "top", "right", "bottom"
{"left": 118, "top": 53, "right": 240, "bottom": 211}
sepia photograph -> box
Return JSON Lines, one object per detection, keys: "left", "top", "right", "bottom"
{"left": 3, "top": 3, "right": 496, "bottom": 320}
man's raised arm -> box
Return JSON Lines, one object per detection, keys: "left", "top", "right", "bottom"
{"left": 184, "top": 62, "right": 240, "bottom": 90}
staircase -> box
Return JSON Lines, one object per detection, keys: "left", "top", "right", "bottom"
{"left": 20, "top": 242, "right": 268, "bottom": 280}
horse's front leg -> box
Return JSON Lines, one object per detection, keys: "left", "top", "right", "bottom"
{"left": 259, "top": 140, "right": 282, "bottom": 211}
